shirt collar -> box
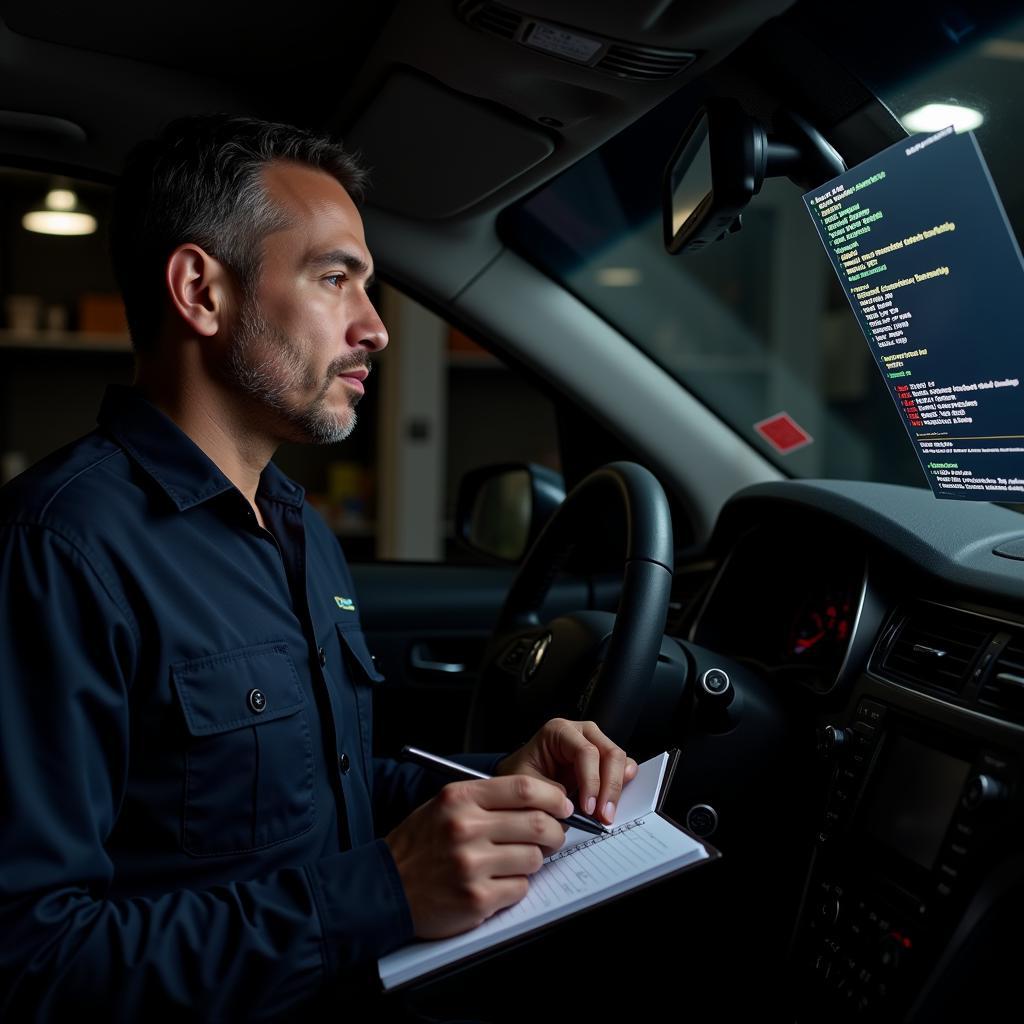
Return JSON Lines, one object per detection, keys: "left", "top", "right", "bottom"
{"left": 96, "top": 383, "right": 305, "bottom": 511}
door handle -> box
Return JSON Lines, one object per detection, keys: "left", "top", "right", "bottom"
{"left": 409, "top": 643, "right": 467, "bottom": 675}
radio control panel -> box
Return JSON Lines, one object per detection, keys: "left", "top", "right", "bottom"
{"left": 792, "top": 694, "right": 1021, "bottom": 1020}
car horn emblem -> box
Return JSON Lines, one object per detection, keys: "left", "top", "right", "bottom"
{"left": 523, "top": 633, "right": 552, "bottom": 682}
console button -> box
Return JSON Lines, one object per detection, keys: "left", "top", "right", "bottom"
{"left": 963, "top": 773, "right": 1007, "bottom": 811}
{"left": 685, "top": 804, "right": 718, "bottom": 837}
{"left": 878, "top": 938, "right": 902, "bottom": 970}
{"left": 817, "top": 892, "right": 841, "bottom": 926}
{"left": 701, "top": 668, "right": 729, "bottom": 693}
{"left": 981, "top": 751, "right": 1010, "bottom": 773}
{"left": 857, "top": 699, "right": 886, "bottom": 724}
{"left": 817, "top": 724, "right": 847, "bottom": 759}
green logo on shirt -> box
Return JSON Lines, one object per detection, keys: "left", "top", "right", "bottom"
{"left": 334, "top": 596, "right": 355, "bottom": 611}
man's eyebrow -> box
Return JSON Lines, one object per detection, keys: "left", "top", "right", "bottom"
{"left": 304, "top": 249, "right": 375, "bottom": 286}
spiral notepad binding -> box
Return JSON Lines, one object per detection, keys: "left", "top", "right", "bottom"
{"left": 547, "top": 817, "right": 646, "bottom": 863}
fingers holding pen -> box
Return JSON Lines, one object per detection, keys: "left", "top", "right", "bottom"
{"left": 385, "top": 774, "right": 572, "bottom": 939}
{"left": 491, "top": 721, "right": 639, "bottom": 827}
{"left": 548, "top": 719, "right": 636, "bottom": 824}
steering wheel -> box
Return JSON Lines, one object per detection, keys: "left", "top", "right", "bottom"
{"left": 464, "top": 461, "right": 674, "bottom": 754}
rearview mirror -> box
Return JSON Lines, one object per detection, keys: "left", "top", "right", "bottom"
{"left": 663, "top": 98, "right": 845, "bottom": 254}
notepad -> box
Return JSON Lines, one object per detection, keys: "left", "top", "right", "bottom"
{"left": 378, "top": 749, "right": 717, "bottom": 991}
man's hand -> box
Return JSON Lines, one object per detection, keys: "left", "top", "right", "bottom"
{"left": 385, "top": 774, "right": 571, "bottom": 939}
{"left": 493, "top": 718, "right": 638, "bottom": 826}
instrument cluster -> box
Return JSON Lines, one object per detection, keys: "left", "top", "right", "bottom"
{"left": 687, "top": 523, "right": 868, "bottom": 694}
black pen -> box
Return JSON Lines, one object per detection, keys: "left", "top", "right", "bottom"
{"left": 399, "top": 745, "right": 611, "bottom": 836}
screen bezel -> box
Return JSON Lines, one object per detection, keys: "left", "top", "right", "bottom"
{"left": 846, "top": 713, "right": 975, "bottom": 898}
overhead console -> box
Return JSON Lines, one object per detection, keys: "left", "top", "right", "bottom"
{"left": 339, "top": 0, "right": 794, "bottom": 222}
{"left": 345, "top": 69, "right": 555, "bottom": 219}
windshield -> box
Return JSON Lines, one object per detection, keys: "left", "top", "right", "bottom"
{"left": 503, "top": 12, "right": 1024, "bottom": 488}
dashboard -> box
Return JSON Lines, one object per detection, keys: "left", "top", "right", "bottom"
{"left": 669, "top": 479, "right": 1024, "bottom": 1022}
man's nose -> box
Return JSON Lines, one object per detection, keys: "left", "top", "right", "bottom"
{"left": 348, "top": 292, "right": 389, "bottom": 353}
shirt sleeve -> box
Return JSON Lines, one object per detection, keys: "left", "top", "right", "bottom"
{"left": 0, "top": 523, "right": 412, "bottom": 1022}
{"left": 371, "top": 751, "right": 510, "bottom": 838}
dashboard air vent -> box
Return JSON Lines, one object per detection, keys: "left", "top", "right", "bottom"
{"left": 880, "top": 606, "right": 994, "bottom": 695}
{"left": 979, "top": 635, "right": 1024, "bottom": 724}
{"left": 596, "top": 43, "right": 696, "bottom": 81}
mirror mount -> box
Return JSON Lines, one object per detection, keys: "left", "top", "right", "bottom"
{"left": 663, "top": 99, "right": 845, "bottom": 255}
{"left": 770, "top": 109, "right": 848, "bottom": 191}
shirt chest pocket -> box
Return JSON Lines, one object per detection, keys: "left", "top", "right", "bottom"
{"left": 335, "top": 624, "right": 385, "bottom": 782}
{"left": 171, "top": 641, "right": 315, "bottom": 857}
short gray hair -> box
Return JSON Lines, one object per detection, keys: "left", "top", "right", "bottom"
{"left": 109, "top": 113, "right": 369, "bottom": 356}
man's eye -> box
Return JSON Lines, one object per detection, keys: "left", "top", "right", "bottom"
{"left": 325, "top": 274, "right": 346, "bottom": 287}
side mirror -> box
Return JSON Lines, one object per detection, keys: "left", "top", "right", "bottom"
{"left": 456, "top": 463, "right": 565, "bottom": 563}
{"left": 663, "top": 97, "right": 845, "bottom": 254}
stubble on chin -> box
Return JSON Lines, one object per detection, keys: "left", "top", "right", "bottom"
{"left": 226, "top": 299, "right": 360, "bottom": 445}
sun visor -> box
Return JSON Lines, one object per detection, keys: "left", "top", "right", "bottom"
{"left": 344, "top": 69, "right": 554, "bottom": 219}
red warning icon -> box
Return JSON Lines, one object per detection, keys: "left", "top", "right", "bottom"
{"left": 754, "top": 412, "right": 814, "bottom": 454}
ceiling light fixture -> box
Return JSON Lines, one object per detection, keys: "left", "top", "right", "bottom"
{"left": 22, "top": 183, "right": 97, "bottom": 236}
{"left": 900, "top": 102, "right": 984, "bottom": 134}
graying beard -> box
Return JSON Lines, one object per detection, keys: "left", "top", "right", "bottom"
{"left": 228, "top": 310, "right": 358, "bottom": 444}
{"left": 299, "top": 404, "right": 357, "bottom": 444}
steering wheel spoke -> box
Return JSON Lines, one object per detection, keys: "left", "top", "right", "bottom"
{"left": 494, "top": 630, "right": 548, "bottom": 678}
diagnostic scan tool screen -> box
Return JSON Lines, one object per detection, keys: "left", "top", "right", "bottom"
{"left": 805, "top": 127, "right": 1024, "bottom": 500}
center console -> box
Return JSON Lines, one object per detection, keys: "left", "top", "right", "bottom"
{"left": 790, "top": 683, "right": 1023, "bottom": 1020}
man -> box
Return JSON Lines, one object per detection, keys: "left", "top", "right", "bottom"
{"left": 0, "top": 114, "right": 636, "bottom": 1020}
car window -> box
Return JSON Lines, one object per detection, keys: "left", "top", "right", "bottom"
{"left": 278, "top": 287, "right": 562, "bottom": 563}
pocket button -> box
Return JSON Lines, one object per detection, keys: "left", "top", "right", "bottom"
{"left": 248, "top": 688, "right": 267, "bottom": 713}
{"left": 338, "top": 752, "right": 350, "bottom": 774}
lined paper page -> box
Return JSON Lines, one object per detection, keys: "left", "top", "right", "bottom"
{"left": 379, "top": 811, "right": 707, "bottom": 990}
{"left": 500, "top": 815, "right": 702, "bottom": 921}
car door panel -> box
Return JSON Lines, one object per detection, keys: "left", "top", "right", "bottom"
{"left": 350, "top": 563, "right": 610, "bottom": 756}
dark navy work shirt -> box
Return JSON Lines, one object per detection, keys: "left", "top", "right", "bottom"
{"left": 0, "top": 383, "right": 504, "bottom": 1021}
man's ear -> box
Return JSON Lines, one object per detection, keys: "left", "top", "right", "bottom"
{"left": 165, "top": 243, "right": 237, "bottom": 340}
